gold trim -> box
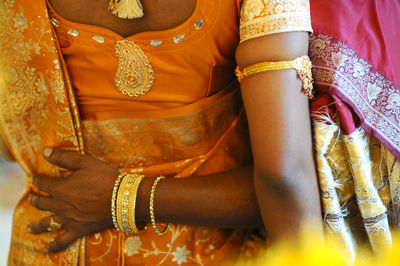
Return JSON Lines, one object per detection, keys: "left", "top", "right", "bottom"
{"left": 114, "top": 40, "right": 154, "bottom": 97}
{"left": 235, "top": 55, "right": 314, "bottom": 99}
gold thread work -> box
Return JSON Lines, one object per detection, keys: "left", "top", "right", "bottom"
{"left": 114, "top": 40, "right": 154, "bottom": 97}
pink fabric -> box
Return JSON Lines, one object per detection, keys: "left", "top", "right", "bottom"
{"left": 331, "top": 95, "right": 358, "bottom": 135}
{"left": 310, "top": 94, "right": 358, "bottom": 135}
{"left": 310, "top": 0, "right": 400, "bottom": 90}
{"left": 309, "top": 0, "right": 400, "bottom": 160}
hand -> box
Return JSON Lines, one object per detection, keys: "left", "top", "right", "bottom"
{"left": 28, "top": 148, "right": 119, "bottom": 253}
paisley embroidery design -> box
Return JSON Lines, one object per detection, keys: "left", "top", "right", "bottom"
{"left": 114, "top": 40, "right": 154, "bottom": 97}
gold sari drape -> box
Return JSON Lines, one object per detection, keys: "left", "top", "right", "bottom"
{"left": 0, "top": 0, "right": 260, "bottom": 264}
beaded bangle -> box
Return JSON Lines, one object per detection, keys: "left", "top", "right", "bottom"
{"left": 111, "top": 172, "right": 127, "bottom": 231}
{"left": 149, "top": 176, "right": 170, "bottom": 236}
{"left": 128, "top": 174, "right": 145, "bottom": 234}
{"left": 235, "top": 55, "right": 314, "bottom": 99}
{"left": 116, "top": 173, "right": 134, "bottom": 232}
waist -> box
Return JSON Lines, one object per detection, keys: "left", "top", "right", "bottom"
{"left": 81, "top": 83, "right": 249, "bottom": 171}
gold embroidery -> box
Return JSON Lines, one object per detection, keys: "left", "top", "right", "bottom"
{"left": 114, "top": 40, "right": 154, "bottom": 97}
{"left": 239, "top": 0, "right": 312, "bottom": 43}
{"left": 0, "top": 0, "right": 84, "bottom": 264}
{"left": 82, "top": 89, "right": 243, "bottom": 169}
{"left": 124, "top": 236, "right": 142, "bottom": 256}
{"left": 314, "top": 116, "right": 396, "bottom": 255}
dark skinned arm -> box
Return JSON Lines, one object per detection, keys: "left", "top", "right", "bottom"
{"left": 28, "top": 148, "right": 262, "bottom": 253}
{"left": 135, "top": 164, "right": 261, "bottom": 228}
{"left": 236, "top": 32, "right": 323, "bottom": 241}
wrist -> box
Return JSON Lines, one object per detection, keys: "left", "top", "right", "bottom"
{"left": 135, "top": 176, "right": 154, "bottom": 223}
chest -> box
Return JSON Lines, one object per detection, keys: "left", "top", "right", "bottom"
{"left": 48, "top": 0, "right": 197, "bottom": 37}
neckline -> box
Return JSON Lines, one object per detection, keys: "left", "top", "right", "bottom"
{"left": 46, "top": 0, "right": 203, "bottom": 41}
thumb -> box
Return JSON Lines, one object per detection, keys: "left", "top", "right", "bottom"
{"left": 43, "top": 148, "right": 85, "bottom": 170}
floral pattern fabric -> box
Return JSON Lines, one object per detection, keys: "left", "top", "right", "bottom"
{"left": 239, "top": 0, "right": 312, "bottom": 43}
{"left": 310, "top": 32, "right": 400, "bottom": 258}
{"left": 310, "top": 33, "right": 400, "bottom": 161}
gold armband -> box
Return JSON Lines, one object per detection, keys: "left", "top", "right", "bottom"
{"left": 235, "top": 55, "right": 314, "bottom": 99}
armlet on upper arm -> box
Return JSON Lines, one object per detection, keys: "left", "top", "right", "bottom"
{"left": 235, "top": 55, "right": 314, "bottom": 99}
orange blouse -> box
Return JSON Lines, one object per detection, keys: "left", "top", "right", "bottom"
{"left": 1, "top": 0, "right": 312, "bottom": 264}
{"left": 47, "top": 0, "right": 311, "bottom": 121}
{"left": 47, "top": 0, "right": 240, "bottom": 120}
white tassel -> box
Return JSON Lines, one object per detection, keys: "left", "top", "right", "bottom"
{"left": 109, "top": 0, "right": 144, "bottom": 19}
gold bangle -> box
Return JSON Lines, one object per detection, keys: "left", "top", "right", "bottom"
{"left": 111, "top": 172, "right": 127, "bottom": 231}
{"left": 128, "top": 174, "right": 145, "bottom": 234}
{"left": 235, "top": 55, "right": 314, "bottom": 99}
{"left": 116, "top": 173, "right": 135, "bottom": 232}
{"left": 149, "top": 176, "right": 170, "bottom": 236}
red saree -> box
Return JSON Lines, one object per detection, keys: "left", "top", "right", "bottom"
{"left": 309, "top": 0, "right": 400, "bottom": 258}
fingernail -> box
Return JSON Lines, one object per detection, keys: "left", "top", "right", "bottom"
{"left": 44, "top": 247, "right": 49, "bottom": 253}
{"left": 43, "top": 148, "right": 53, "bottom": 158}
{"left": 27, "top": 226, "right": 32, "bottom": 233}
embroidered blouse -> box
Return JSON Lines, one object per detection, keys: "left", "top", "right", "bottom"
{"left": 46, "top": 0, "right": 311, "bottom": 119}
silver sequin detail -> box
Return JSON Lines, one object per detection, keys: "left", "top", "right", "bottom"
{"left": 68, "top": 29, "right": 79, "bottom": 37}
{"left": 194, "top": 18, "right": 204, "bottom": 29}
{"left": 173, "top": 33, "right": 185, "bottom": 44}
{"left": 92, "top": 36, "right": 105, "bottom": 43}
{"left": 50, "top": 18, "right": 60, "bottom": 27}
{"left": 18, "top": 16, "right": 25, "bottom": 24}
{"left": 150, "top": 40, "right": 163, "bottom": 47}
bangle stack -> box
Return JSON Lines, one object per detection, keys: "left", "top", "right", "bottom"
{"left": 111, "top": 172, "right": 170, "bottom": 236}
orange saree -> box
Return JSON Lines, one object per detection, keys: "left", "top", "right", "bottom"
{"left": 1, "top": 0, "right": 315, "bottom": 264}
{"left": 0, "top": 0, "right": 257, "bottom": 264}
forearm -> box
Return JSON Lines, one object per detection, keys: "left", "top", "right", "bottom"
{"left": 236, "top": 32, "right": 322, "bottom": 240}
{"left": 135, "top": 164, "right": 263, "bottom": 229}
{"left": 244, "top": 66, "right": 321, "bottom": 236}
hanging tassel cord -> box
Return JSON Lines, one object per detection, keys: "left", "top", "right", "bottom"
{"left": 109, "top": 0, "right": 144, "bottom": 19}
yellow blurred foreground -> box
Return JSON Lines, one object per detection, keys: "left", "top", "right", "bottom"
{"left": 241, "top": 225, "right": 400, "bottom": 266}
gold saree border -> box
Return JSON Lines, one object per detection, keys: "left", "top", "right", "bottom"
{"left": 0, "top": 0, "right": 85, "bottom": 264}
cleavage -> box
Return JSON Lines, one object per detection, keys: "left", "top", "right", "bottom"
{"left": 48, "top": 0, "right": 197, "bottom": 38}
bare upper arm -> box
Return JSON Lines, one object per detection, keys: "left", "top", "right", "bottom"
{"left": 236, "top": 32, "right": 309, "bottom": 67}
{"left": 235, "top": 32, "right": 314, "bottom": 180}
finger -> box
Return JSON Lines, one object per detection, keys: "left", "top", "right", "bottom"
{"left": 45, "top": 230, "right": 80, "bottom": 253}
{"left": 28, "top": 216, "right": 63, "bottom": 234}
{"left": 42, "top": 148, "right": 86, "bottom": 170}
{"left": 32, "top": 175, "right": 60, "bottom": 195}
{"left": 28, "top": 194, "right": 61, "bottom": 213}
